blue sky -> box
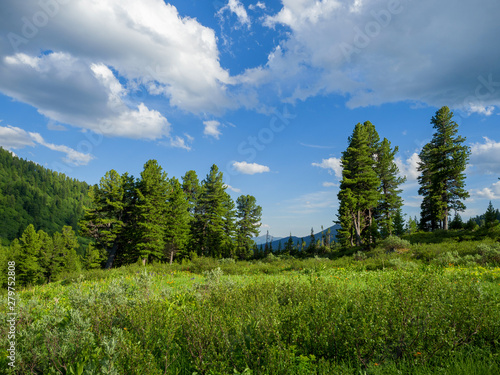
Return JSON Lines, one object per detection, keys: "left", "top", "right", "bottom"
{"left": 1, "top": 0, "right": 500, "bottom": 237}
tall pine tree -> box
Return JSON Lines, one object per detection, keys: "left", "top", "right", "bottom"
{"left": 235, "top": 195, "right": 262, "bottom": 259}
{"left": 135, "top": 160, "right": 169, "bottom": 265}
{"left": 164, "top": 178, "right": 191, "bottom": 263}
{"left": 417, "top": 106, "right": 470, "bottom": 230}
{"left": 376, "top": 138, "right": 406, "bottom": 237}
{"left": 337, "top": 122, "right": 381, "bottom": 246}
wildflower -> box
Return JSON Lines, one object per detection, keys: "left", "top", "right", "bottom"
{"left": 374, "top": 363, "right": 379, "bottom": 366}
{"left": 414, "top": 352, "right": 421, "bottom": 356}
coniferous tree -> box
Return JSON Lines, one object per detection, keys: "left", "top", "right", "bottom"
{"left": 449, "top": 212, "right": 464, "bottom": 230}
{"left": 221, "top": 192, "right": 237, "bottom": 258}
{"left": 376, "top": 138, "right": 406, "bottom": 237}
{"left": 337, "top": 122, "right": 381, "bottom": 246}
{"left": 182, "top": 170, "right": 200, "bottom": 216}
{"left": 79, "top": 170, "right": 126, "bottom": 268}
{"left": 417, "top": 106, "right": 470, "bottom": 230}
{"left": 284, "top": 233, "right": 294, "bottom": 255}
{"left": 164, "top": 178, "right": 191, "bottom": 264}
{"left": 135, "top": 160, "right": 169, "bottom": 265}
{"left": 235, "top": 195, "right": 262, "bottom": 259}
{"left": 192, "top": 165, "right": 228, "bottom": 257}
{"left": 392, "top": 208, "right": 406, "bottom": 237}
{"left": 15, "top": 224, "right": 41, "bottom": 285}
{"left": 484, "top": 201, "right": 498, "bottom": 227}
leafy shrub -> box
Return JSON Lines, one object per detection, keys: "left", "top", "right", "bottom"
{"left": 380, "top": 235, "right": 411, "bottom": 253}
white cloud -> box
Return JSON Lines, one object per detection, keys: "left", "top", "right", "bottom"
{"left": 322, "top": 182, "right": 338, "bottom": 188}
{"left": 312, "top": 157, "right": 342, "bottom": 178}
{"left": 249, "top": 2, "right": 266, "bottom": 11}
{"left": 219, "top": 0, "right": 251, "bottom": 28}
{"left": 224, "top": 184, "right": 242, "bottom": 193}
{"left": 1, "top": 53, "right": 170, "bottom": 139}
{"left": 470, "top": 137, "right": 500, "bottom": 175}
{"left": 0, "top": 125, "right": 35, "bottom": 149}
{"left": 203, "top": 120, "right": 222, "bottom": 139}
{"left": 168, "top": 135, "right": 192, "bottom": 151}
{"left": 395, "top": 152, "right": 421, "bottom": 182}
{"left": 233, "top": 161, "right": 270, "bottom": 174}
{"left": 0, "top": 125, "right": 93, "bottom": 166}
{"left": 248, "top": 0, "right": 500, "bottom": 112}
{"left": 471, "top": 181, "right": 500, "bottom": 200}
{"left": 0, "top": 0, "right": 235, "bottom": 139}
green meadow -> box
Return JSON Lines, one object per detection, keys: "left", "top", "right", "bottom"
{"left": 2, "top": 254, "right": 500, "bottom": 374}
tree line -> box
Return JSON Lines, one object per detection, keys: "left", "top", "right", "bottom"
{"left": 79, "top": 161, "right": 262, "bottom": 268}
{"left": 336, "top": 106, "right": 471, "bottom": 247}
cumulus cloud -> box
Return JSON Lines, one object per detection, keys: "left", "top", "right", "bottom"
{"left": 312, "top": 157, "right": 342, "bottom": 178}
{"left": 0, "top": 0, "right": 235, "bottom": 139}
{"left": 245, "top": 0, "right": 500, "bottom": 112}
{"left": 470, "top": 137, "right": 500, "bottom": 175}
{"left": 471, "top": 181, "right": 500, "bottom": 200}
{"left": 1, "top": 52, "right": 170, "bottom": 139}
{"left": 395, "top": 152, "right": 421, "bottom": 182}
{"left": 0, "top": 125, "right": 93, "bottom": 165}
{"left": 232, "top": 161, "right": 270, "bottom": 174}
{"left": 203, "top": 120, "right": 222, "bottom": 139}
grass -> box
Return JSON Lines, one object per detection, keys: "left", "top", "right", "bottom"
{"left": 1, "top": 258, "right": 500, "bottom": 374}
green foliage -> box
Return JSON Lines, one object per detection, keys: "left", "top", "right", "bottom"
{"left": 337, "top": 122, "right": 404, "bottom": 247}
{"left": 164, "top": 178, "right": 191, "bottom": 263}
{"left": 379, "top": 235, "right": 411, "bottom": 253}
{"left": 418, "top": 106, "right": 470, "bottom": 231}
{"left": 236, "top": 195, "right": 262, "bottom": 260}
{"left": 0, "top": 147, "right": 90, "bottom": 242}
{"left": 2, "top": 263, "right": 499, "bottom": 374}
{"left": 136, "top": 160, "right": 170, "bottom": 265}
{"left": 484, "top": 201, "right": 499, "bottom": 228}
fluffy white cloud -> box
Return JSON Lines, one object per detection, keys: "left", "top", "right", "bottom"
{"left": 246, "top": 0, "right": 500, "bottom": 112}
{"left": 0, "top": 0, "right": 235, "bottom": 139}
{"left": 1, "top": 52, "right": 170, "bottom": 139}
{"left": 395, "top": 152, "right": 421, "bottom": 182}
{"left": 470, "top": 137, "right": 500, "bottom": 175}
{"left": 312, "top": 157, "right": 342, "bottom": 178}
{"left": 472, "top": 181, "right": 500, "bottom": 200}
{"left": 219, "top": 0, "right": 251, "bottom": 27}
{"left": 0, "top": 125, "right": 35, "bottom": 149}
{"left": 203, "top": 120, "right": 222, "bottom": 139}
{"left": 232, "top": 161, "right": 270, "bottom": 174}
{"left": 0, "top": 125, "right": 93, "bottom": 165}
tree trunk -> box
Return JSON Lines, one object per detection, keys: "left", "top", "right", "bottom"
{"left": 142, "top": 257, "right": 147, "bottom": 266}
{"left": 169, "top": 249, "right": 174, "bottom": 265}
{"left": 105, "top": 241, "right": 118, "bottom": 269}
{"left": 443, "top": 208, "right": 449, "bottom": 230}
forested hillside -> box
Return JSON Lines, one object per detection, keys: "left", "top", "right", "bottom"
{"left": 0, "top": 147, "right": 90, "bottom": 244}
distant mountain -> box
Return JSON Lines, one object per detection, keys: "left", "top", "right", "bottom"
{"left": 253, "top": 234, "right": 283, "bottom": 245}
{"left": 254, "top": 225, "right": 340, "bottom": 249}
